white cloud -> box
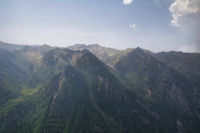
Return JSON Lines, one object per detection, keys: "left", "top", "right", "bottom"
{"left": 129, "top": 24, "right": 137, "bottom": 30}
{"left": 169, "top": 0, "right": 200, "bottom": 27}
{"left": 122, "top": 0, "right": 133, "bottom": 5}
{"left": 169, "top": 0, "right": 200, "bottom": 52}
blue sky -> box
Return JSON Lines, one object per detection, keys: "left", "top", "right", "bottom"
{"left": 0, "top": 0, "right": 199, "bottom": 52}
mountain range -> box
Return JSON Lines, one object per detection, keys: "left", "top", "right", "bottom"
{"left": 0, "top": 41, "right": 200, "bottom": 133}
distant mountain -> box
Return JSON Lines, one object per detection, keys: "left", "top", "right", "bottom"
{"left": 0, "top": 41, "right": 24, "bottom": 51}
{"left": 33, "top": 48, "right": 89, "bottom": 84}
{"left": 1, "top": 42, "right": 200, "bottom": 133}
{"left": 68, "top": 44, "right": 133, "bottom": 66}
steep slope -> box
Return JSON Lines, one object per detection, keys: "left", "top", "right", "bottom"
{"left": 114, "top": 47, "right": 200, "bottom": 131}
{"left": 33, "top": 48, "right": 84, "bottom": 84}
{"left": 0, "top": 49, "right": 29, "bottom": 106}
{"left": 0, "top": 50, "right": 142, "bottom": 133}
{"left": 1, "top": 44, "right": 200, "bottom": 133}
{"left": 154, "top": 51, "right": 200, "bottom": 76}
{"left": 154, "top": 51, "right": 200, "bottom": 89}
{"left": 13, "top": 45, "right": 53, "bottom": 86}
{"left": 15, "top": 45, "right": 52, "bottom": 64}
{"left": 40, "top": 63, "right": 150, "bottom": 133}
{"left": 13, "top": 45, "right": 53, "bottom": 72}
{"left": 0, "top": 42, "right": 53, "bottom": 88}
{"left": 154, "top": 51, "right": 200, "bottom": 122}
{"left": 1, "top": 49, "right": 196, "bottom": 133}
{"left": 0, "top": 49, "right": 28, "bottom": 84}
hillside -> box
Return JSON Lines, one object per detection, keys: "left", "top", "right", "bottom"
{"left": 0, "top": 42, "right": 200, "bottom": 133}
{"left": 68, "top": 44, "right": 133, "bottom": 66}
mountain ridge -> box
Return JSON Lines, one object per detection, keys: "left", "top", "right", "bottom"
{"left": 0, "top": 42, "right": 200, "bottom": 133}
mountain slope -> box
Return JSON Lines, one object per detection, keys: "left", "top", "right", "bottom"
{"left": 0, "top": 41, "right": 24, "bottom": 51}
{"left": 154, "top": 51, "right": 200, "bottom": 123}
{"left": 0, "top": 49, "right": 29, "bottom": 106}
{"left": 0, "top": 43, "right": 200, "bottom": 133}
{"left": 154, "top": 51, "right": 200, "bottom": 89}
{"left": 68, "top": 44, "right": 133, "bottom": 66}
{"left": 0, "top": 50, "right": 151, "bottom": 133}
{"left": 114, "top": 47, "right": 200, "bottom": 131}
{"left": 1, "top": 49, "right": 196, "bottom": 133}
{"left": 114, "top": 48, "right": 193, "bottom": 103}
{"left": 33, "top": 48, "right": 85, "bottom": 84}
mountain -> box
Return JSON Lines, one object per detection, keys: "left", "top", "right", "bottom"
{"left": 0, "top": 49, "right": 162, "bottom": 133}
{"left": 114, "top": 47, "right": 193, "bottom": 104}
{"left": 68, "top": 44, "right": 133, "bottom": 66}
{"left": 154, "top": 51, "right": 200, "bottom": 89}
{"left": 0, "top": 41, "right": 24, "bottom": 51}
{"left": 153, "top": 51, "right": 200, "bottom": 123}
{"left": 1, "top": 42, "right": 200, "bottom": 133}
{"left": 39, "top": 50, "right": 153, "bottom": 133}
{"left": 33, "top": 48, "right": 86, "bottom": 85}
{"left": 114, "top": 47, "right": 200, "bottom": 131}
{"left": 0, "top": 48, "right": 29, "bottom": 107}
{"left": 0, "top": 43, "right": 52, "bottom": 107}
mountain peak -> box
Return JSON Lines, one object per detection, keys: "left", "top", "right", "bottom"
{"left": 125, "top": 47, "right": 146, "bottom": 58}
{"left": 114, "top": 46, "right": 163, "bottom": 76}
{"left": 134, "top": 47, "right": 145, "bottom": 53}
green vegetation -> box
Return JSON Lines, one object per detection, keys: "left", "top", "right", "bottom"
{"left": 0, "top": 44, "right": 200, "bottom": 133}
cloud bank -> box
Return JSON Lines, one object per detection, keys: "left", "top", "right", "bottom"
{"left": 169, "top": 0, "right": 200, "bottom": 52}
{"left": 122, "top": 0, "right": 133, "bottom": 5}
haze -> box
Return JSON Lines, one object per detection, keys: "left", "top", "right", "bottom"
{"left": 0, "top": 0, "right": 200, "bottom": 52}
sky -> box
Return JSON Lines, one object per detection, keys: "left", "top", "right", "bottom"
{"left": 0, "top": 0, "right": 199, "bottom": 52}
